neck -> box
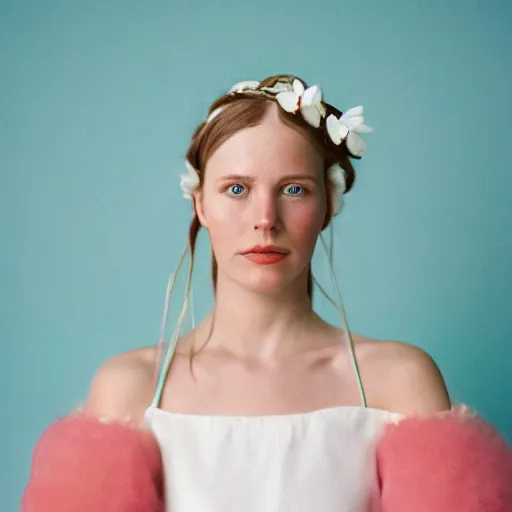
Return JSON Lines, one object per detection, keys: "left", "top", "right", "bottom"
{"left": 198, "top": 269, "right": 319, "bottom": 359}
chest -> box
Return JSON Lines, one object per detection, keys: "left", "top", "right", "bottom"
{"left": 159, "top": 349, "right": 366, "bottom": 415}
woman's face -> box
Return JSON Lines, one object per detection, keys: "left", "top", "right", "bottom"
{"left": 195, "top": 103, "right": 327, "bottom": 295}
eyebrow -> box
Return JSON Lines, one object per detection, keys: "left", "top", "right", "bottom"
{"left": 217, "top": 173, "right": 319, "bottom": 183}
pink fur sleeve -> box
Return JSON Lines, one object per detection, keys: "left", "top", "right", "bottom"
{"left": 21, "top": 413, "right": 165, "bottom": 512}
{"left": 376, "top": 407, "right": 512, "bottom": 511}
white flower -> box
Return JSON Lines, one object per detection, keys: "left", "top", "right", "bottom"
{"left": 275, "top": 79, "right": 327, "bottom": 128}
{"left": 327, "top": 163, "right": 347, "bottom": 215}
{"left": 326, "top": 106, "right": 372, "bottom": 157}
{"left": 228, "top": 80, "right": 261, "bottom": 93}
{"left": 180, "top": 160, "right": 200, "bottom": 199}
{"left": 260, "top": 81, "right": 293, "bottom": 94}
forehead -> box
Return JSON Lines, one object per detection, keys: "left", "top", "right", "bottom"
{"left": 205, "top": 103, "right": 324, "bottom": 177}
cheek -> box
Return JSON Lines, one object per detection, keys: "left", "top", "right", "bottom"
{"left": 285, "top": 202, "right": 324, "bottom": 246}
{"left": 202, "top": 196, "right": 246, "bottom": 245}
{"left": 206, "top": 198, "right": 243, "bottom": 224}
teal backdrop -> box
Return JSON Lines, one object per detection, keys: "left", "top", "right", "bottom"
{"left": 2, "top": 0, "right": 511, "bottom": 509}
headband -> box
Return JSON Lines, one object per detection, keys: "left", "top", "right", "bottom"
{"left": 180, "top": 77, "right": 372, "bottom": 215}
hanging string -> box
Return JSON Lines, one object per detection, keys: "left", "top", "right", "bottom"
{"left": 152, "top": 242, "right": 195, "bottom": 408}
{"left": 317, "top": 225, "right": 367, "bottom": 408}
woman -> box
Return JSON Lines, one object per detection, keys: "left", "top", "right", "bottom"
{"left": 22, "top": 75, "right": 511, "bottom": 512}
{"left": 88, "top": 75, "right": 451, "bottom": 421}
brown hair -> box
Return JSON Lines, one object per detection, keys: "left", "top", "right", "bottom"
{"left": 185, "top": 74, "right": 357, "bottom": 301}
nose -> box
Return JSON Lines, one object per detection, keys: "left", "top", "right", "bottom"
{"left": 253, "top": 192, "right": 279, "bottom": 231}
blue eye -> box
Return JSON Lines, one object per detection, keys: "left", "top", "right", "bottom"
{"left": 229, "top": 184, "right": 246, "bottom": 196}
{"left": 284, "top": 185, "right": 304, "bottom": 196}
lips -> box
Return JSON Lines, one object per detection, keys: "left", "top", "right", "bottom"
{"left": 241, "top": 245, "right": 289, "bottom": 265}
{"left": 241, "top": 245, "right": 288, "bottom": 255}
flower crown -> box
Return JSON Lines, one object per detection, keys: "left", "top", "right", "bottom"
{"left": 180, "top": 77, "right": 372, "bottom": 215}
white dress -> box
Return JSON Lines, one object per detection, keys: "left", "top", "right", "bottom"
{"left": 144, "top": 340, "right": 403, "bottom": 511}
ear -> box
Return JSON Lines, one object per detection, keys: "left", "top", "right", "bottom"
{"left": 193, "top": 190, "right": 208, "bottom": 229}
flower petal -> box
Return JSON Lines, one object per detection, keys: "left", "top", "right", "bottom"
{"left": 228, "top": 80, "right": 260, "bottom": 93}
{"left": 327, "top": 164, "right": 346, "bottom": 216}
{"left": 344, "top": 105, "right": 364, "bottom": 118}
{"left": 301, "top": 85, "right": 322, "bottom": 107}
{"left": 301, "top": 105, "right": 322, "bottom": 127}
{"left": 292, "top": 79, "right": 305, "bottom": 96}
{"left": 326, "top": 115, "right": 348, "bottom": 145}
{"left": 276, "top": 81, "right": 293, "bottom": 92}
{"left": 344, "top": 115, "right": 364, "bottom": 127}
{"left": 327, "top": 163, "right": 346, "bottom": 192}
{"left": 180, "top": 176, "right": 195, "bottom": 199}
{"left": 181, "top": 160, "right": 200, "bottom": 199}
{"left": 276, "top": 91, "right": 300, "bottom": 113}
{"left": 261, "top": 81, "right": 293, "bottom": 94}
{"left": 346, "top": 132, "right": 366, "bottom": 157}
{"left": 185, "top": 160, "right": 199, "bottom": 179}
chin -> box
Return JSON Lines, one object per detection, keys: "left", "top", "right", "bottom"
{"left": 234, "top": 264, "right": 306, "bottom": 295}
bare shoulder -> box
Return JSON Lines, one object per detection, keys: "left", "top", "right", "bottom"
{"left": 85, "top": 346, "right": 158, "bottom": 424}
{"left": 352, "top": 334, "right": 451, "bottom": 415}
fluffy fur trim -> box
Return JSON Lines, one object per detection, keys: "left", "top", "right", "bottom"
{"left": 21, "top": 413, "right": 165, "bottom": 512}
{"left": 376, "top": 405, "right": 512, "bottom": 511}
